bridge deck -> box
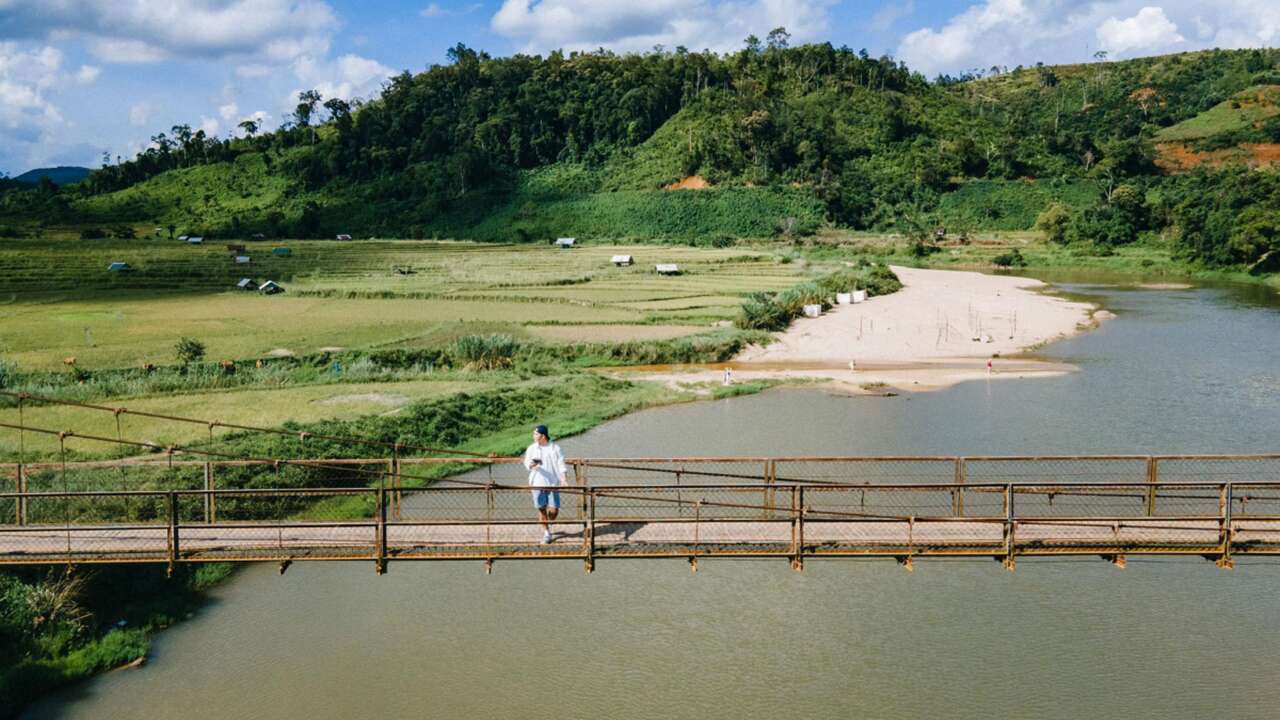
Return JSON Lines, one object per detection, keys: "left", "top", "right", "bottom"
{"left": 2, "top": 518, "right": 1278, "bottom": 564}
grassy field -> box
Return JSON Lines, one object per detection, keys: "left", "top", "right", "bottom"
{"left": 1154, "top": 85, "right": 1280, "bottom": 142}
{"left": 0, "top": 239, "right": 803, "bottom": 371}
{"left": 0, "top": 379, "right": 480, "bottom": 458}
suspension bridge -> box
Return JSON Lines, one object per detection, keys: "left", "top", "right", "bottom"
{"left": 2, "top": 391, "right": 1279, "bottom": 574}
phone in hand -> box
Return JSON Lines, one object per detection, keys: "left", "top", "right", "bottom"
{"left": 530, "top": 458, "right": 542, "bottom": 466}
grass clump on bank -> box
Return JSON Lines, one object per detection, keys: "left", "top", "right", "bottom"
{"left": 736, "top": 264, "right": 901, "bottom": 331}
{"left": 1, "top": 563, "right": 231, "bottom": 717}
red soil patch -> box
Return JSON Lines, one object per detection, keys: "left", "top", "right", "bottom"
{"left": 1156, "top": 142, "right": 1280, "bottom": 172}
{"left": 665, "top": 175, "right": 710, "bottom": 190}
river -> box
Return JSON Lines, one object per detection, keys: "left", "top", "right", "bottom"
{"left": 24, "top": 278, "right": 1280, "bottom": 719}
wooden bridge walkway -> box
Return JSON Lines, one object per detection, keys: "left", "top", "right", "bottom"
{"left": 4, "top": 452, "right": 1280, "bottom": 571}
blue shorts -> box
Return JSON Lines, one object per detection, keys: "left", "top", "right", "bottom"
{"left": 531, "top": 489, "right": 561, "bottom": 510}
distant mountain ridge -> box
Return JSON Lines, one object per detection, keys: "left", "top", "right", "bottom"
{"left": 12, "top": 166, "right": 91, "bottom": 185}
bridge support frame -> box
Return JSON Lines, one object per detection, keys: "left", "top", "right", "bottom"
{"left": 1217, "top": 483, "right": 1234, "bottom": 569}
{"left": 375, "top": 484, "right": 388, "bottom": 575}
{"left": 166, "top": 491, "right": 179, "bottom": 578}
{"left": 791, "top": 486, "right": 805, "bottom": 571}
{"left": 1002, "top": 483, "right": 1016, "bottom": 571}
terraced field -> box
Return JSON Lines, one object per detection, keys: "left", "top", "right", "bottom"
{"left": 0, "top": 238, "right": 805, "bottom": 371}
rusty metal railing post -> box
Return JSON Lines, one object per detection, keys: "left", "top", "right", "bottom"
{"left": 584, "top": 488, "right": 595, "bottom": 574}
{"left": 1145, "top": 457, "right": 1157, "bottom": 517}
{"left": 203, "top": 461, "right": 214, "bottom": 524}
{"left": 953, "top": 457, "right": 966, "bottom": 517}
{"left": 791, "top": 485, "right": 805, "bottom": 571}
{"left": 1002, "top": 483, "right": 1015, "bottom": 571}
{"left": 1218, "top": 483, "right": 1234, "bottom": 569}
{"left": 375, "top": 485, "right": 388, "bottom": 575}
{"left": 14, "top": 463, "right": 25, "bottom": 526}
{"left": 166, "top": 490, "right": 179, "bottom": 578}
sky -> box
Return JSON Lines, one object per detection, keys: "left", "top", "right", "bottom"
{"left": 0, "top": 0, "right": 1278, "bottom": 176}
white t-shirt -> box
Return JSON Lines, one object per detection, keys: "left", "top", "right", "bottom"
{"left": 523, "top": 442, "right": 568, "bottom": 487}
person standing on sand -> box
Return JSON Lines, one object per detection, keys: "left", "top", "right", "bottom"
{"left": 524, "top": 424, "right": 568, "bottom": 544}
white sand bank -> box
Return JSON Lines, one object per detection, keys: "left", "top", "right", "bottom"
{"left": 614, "top": 266, "right": 1103, "bottom": 394}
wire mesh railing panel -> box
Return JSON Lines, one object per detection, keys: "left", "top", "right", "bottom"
{"left": 578, "top": 459, "right": 771, "bottom": 486}
{"left": 411, "top": 458, "right": 527, "bottom": 489}
{"left": 22, "top": 462, "right": 206, "bottom": 494}
{"left": 1233, "top": 484, "right": 1280, "bottom": 518}
{"left": 1012, "top": 485, "right": 1152, "bottom": 518}
{"left": 966, "top": 457, "right": 1150, "bottom": 485}
{"left": 805, "top": 486, "right": 972, "bottom": 519}
{"left": 18, "top": 492, "right": 170, "bottom": 526}
{"left": 1156, "top": 457, "right": 1280, "bottom": 485}
{"left": 178, "top": 522, "right": 377, "bottom": 560}
{"left": 398, "top": 487, "right": 535, "bottom": 522}
{"left": 594, "top": 486, "right": 773, "bottom": 522}
{"left": 776, "top": 458, "right": 956, "bottom": 485}
{"left": 207, "top": 489, "right": 375, "bottom": 523}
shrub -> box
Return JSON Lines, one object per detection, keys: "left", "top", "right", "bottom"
{"left": 449, "top": 334, "right": 518, "bottom": 370}
{"left": 78, "top": 228, "right": 106, "bottom": 240}
{"left": 1035, "top": 202, "right": 1073, "bottom": 244}
{"left": 993, "top": 248, "right": 1028, "bottom": 267}
{"left": 174, "top": 337, "right": 206, "bottom": 365}
{"left": 737, "top": 293, "right": 791, "bottom": 330}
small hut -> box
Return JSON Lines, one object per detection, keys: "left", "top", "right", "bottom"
{"left": 258, "top": 280, "right": 284, "bottom": 295}
{"left": 272, "top": 247, "right": 291, "bottom": 256}
{"left": 555, "top": 237, "right": 576, "bottom": 249}
{"left": 336, "top": 233, "right": 352, "bottom": 241}
{"left": 655, "top": 263, "right": 680, "bottom": 275}
{"left": 236, "top": 278, "right": 255, "bottom": 290}
{"left": 108, "top": 261, "right": 130, "bottom": 272}
{"left": 234, "top": 255, "right": 251, "bottom": 264}
{"left": 187, "top": 236, "right": 204, "bottom": 244}
{"left": 251, "top": 233, "right": 266, "bottom": 240}
{"left": 177, "top": 235, "right": 189, "bottom": 241}
{"left": 611, "top": 254, "right": 634, "bottom": 266}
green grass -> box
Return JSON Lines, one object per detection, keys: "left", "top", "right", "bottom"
{"left": 1154, "top": 85, "right": 1280, "bottom": 142}
{"left": 937, "top": 179, "right": 1102, "bottom": 231}
{"left": 0, "top": 380, "right": 480, "bottom": 458}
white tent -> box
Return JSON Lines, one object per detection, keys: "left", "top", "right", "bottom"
{"left": 611, "top": 254, "right": 633, "bottom": 266}
{"left": 655, "top": 263, "right": 680, "bottom": 275}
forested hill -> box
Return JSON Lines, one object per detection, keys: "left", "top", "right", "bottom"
{"left": 3, "top": 40, "right": 1280, "bottom": 268}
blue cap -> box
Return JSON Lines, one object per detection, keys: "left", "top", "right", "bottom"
{"left": 534, "top": 424, "right": 549, "bottom": 439}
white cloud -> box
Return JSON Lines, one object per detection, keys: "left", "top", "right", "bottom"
{"left": 1097, "top": 7, "right": 1184, "bottom": 56}
{"left": 219, "top": 102, "right": 240, "bottom": 121}
{"left": 236, "top": 64, "right": 273, "bottom": 78}
{"left": 897, "top": 1, "right": 1280, "bottom": 77}
{"left": 0, "top": 0, "right": 339, "bottom": 64}
{"left": 74, "top": 64, "right": 100, "bottom": 84}
{"left": 199, "top": 116, "right": 220, "bottom": 136}
{"left": 290, "top": 53, "right": 394, "bottom": 108}
{"left": 870, "top": 0, "right": 915, "bottom": 33}
{"left": 129, "top": 102, "right": 150, "bottom": 127}
{"left": 0, "top": 42, "right": 65, "bottom": 172}
{"left": 421, "top": 3, "right": 447, "bottom": 17}
{"left": 490, "top": 0, "right": 835, "bottom": 54}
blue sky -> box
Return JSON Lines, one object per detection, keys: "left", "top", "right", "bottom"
{"left": 1, "top": 0, "right": 1277, "bottom": 176}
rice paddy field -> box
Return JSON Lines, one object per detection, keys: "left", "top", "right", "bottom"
{"left": 0, "top": 238, "right": 804, "bottom": 372}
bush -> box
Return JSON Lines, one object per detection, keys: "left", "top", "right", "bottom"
{"left": 449, "top": 334, "right": 518, "bottom": 370}
{"left": 78, "top": 228, "right": 106, "bottom": 240}
{"left": 735, "top": 264, "right": 901, "bottom": 331}
{"left": 174, "top": 337, "right": 206, "bottom": 365}
{"left": 737, "top": 293, "right": 791, "bottom": 330}
{"left": 993, "top": 248, "right": 1028, "bottom": 267}
{"left": 1035, "top": 202, "right": 1073, "bottom": 244}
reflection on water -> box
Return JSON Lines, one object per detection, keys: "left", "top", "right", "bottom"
{"left": 24, "top": 281, "right": 1280, "bottom": 720}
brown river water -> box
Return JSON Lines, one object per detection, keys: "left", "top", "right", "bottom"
{"left": 24, "top": 277, "right": 1280, "bottom": 719}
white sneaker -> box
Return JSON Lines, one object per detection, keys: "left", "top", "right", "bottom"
{"left": 542, "top": 530, "right": 553, "bottom": 544}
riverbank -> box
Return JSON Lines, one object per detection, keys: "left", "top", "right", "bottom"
{"left": 613, "top": 266, "right": 1101, "bottom": 393}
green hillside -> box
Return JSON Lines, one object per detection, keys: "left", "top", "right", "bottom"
{"left": 3, "top": 43, "right": 1280, "bottom": 269}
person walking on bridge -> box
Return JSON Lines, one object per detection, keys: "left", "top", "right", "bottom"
{"left": 524, "top": 424, "right": 568, "bottom": 544}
